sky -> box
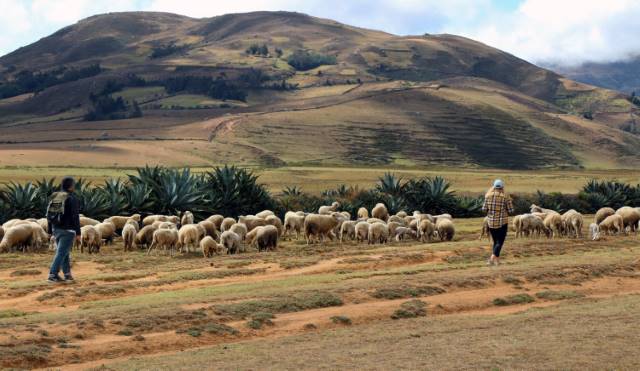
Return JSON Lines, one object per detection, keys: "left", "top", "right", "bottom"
{"left": 1, "top": 0, "right": 639, "bottom": 66}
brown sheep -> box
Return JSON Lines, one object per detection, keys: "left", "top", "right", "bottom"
{"left": 80, "top": 225, "right": 102, "bottom": 254}
{"left": 304, "top": 214, "right": 340, "bottom": 244}
{"left": 180, "top": 211, "right": 195, "bottom": 226}
{"left": 198, "top": 220, "right": 218, "bottom": 239}
{"left": 594, "top": 207, "right": 615, "bottom": 225}
{"left": 284, "top": 211, "right": 304, "bottom": 240}
{"left": 436, "top": 218, "right": 455, "bottom": 241}
{"left": 371, "top": 203, "right": 389, "bottom": 221}
{"left": 249, "top": 225, "right": 279, "bottom": 251}
{"left": 256, "top": 210, "right": 275, "bottom": 219}
{"left": 206, "top": 215, "right": 224, "bottom": 229}
{"left": 134, "top": 225, "right": 157, "bottom": 249}
{"left": 122, "top": 223, "right": 137, "bottom": 252}
{"left": 220, "top": 217, "right": 236, "bottom": 232}
{"left": 599, "top": 214, "right": 624, "bottom": 235}
{"left": 265, "top": 215, "right": 284, "bottom": 236}
{"left": 616, "top": 206, "right": 640, "bottom": 233}
{"left": 230, "top": 223, "right": 248, "bottom": 241}
{"left": 357, "top": 207, "right": 369, "bottom": 220}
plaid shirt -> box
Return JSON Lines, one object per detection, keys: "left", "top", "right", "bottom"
{"left": 482, "top": 190, "right": 514, "bottom": 229}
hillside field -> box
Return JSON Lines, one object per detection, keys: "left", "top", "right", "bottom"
{"left": 2, "top": 217, "right": 640, "bottom": 369}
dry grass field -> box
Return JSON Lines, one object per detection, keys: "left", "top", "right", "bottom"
{"left": 1, "top": 216, "right": 640, "bottom": 369}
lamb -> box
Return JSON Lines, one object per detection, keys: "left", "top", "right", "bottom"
{"left": 265, "top": 215, "right": 283, "bottom": 236}
{"left": 615, "top": 206, "right": 640, "bottom": 233}
{"left": 201, "top": 236, "right": 224, "bottom": 258}
{"left": 80, "top": 216, "right": 101, "bottom": 227}
{"left": 220, "top": 230, "right": 242, "bottom": 255}
{"left": 198, "top": 220, "right": 218, "bottom": 239}
{"left": 180, "top": 211, "right": 195, "bottom": 226}
{"left": 357, "top": 207, "right": 369, "bottom": 220}
{"left": 355, "top": 221, "right": 370, "bottom": 243}
{"left": 304, "top": 214, "right": 340, "bottom": 244}
{"left": 254, "top": 225, "right": 279, "bottom": 251}
{"left": 148, "top": 228, "right": 179, "bottom": 256}
{"left": 520, "top": 214, "right": 547, "bottom": 238}
{"left": 599, "top": 214, "right": 624, "bottom": 235}
{"left": 206, "top": 215, "right": 224, "bottom": 229}
{"left": 418, "top": 219, "right": 436, "bottom": 242}
{"left": 95, "top": 221, "right": 116, "bottom": 245}
{"left": 371, "top": 203, "right": 389, "bottom": 221}
{"left": 561, "top": 210, "right": 584, "bottom": 238}
{"left": 134, "top": 225, "right": 157, "bottom": 249}
{"left": 594, "top": 207, "right": 615, "bottom": 225}
{"left": 0, "top": 224, "right": 34, "bottom": 253}
{"left": 589, "top": 223, "right": 601, "bottom": 241}
{"left": 230, "top": 223, "right": 248, "bottom": 241}
{"left": 122, "top": 223, "right": 137, "bottom": 252}
{"left": 238, "top": 216, "right": 267, "bottom": 232}
{"left": 284, "top": 212, "right": 304, "bottom": 240}
{"left": 394, "top": 227, "right": 417, "bottom": 242}
{"left": 255, "top": 210, "right": 275, "bottom": 219}
{"left": 318, "top": 202, "right": 340, "bottom": 215}
{"left": 543, "top": 213, "right": 563, "bottom": 238}
{"left": 80, "top": 225, "right": 102, "bottom": 254}
{"left": 368, "top": 222, "right": 389, "bottom": 245}
{"left": 339, "top": 220, "right": 357, "bottom": 243}
{"left": 178, "top": 224, "right": 201, "bottom": 253}
{"left": 436, "top": 218, "right": 455, "bottom": 241}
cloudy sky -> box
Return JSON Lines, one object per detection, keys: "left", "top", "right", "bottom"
{"left": 1, "top": 0, "right": 638, "bottom": 66}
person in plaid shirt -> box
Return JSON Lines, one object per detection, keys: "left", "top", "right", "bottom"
{"left": 482, "top": 179, "right": 514, "bottom": 266}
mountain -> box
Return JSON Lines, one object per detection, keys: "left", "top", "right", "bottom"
{"left": 0, "top": 11, "right": 638, "bottom": 170}
{"left": 549, "top": 58, "right": 640, "bottom": 95}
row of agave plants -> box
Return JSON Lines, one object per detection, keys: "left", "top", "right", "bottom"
{"left": 0, "top": 166, "right": 639, "bottom": 225}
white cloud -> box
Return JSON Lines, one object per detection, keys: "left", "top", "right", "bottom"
{"left": 0, "top": 0, "right": 32, "bottom": 55}
{"left": 457, "top": 0, "right": 640, "bottom": 65}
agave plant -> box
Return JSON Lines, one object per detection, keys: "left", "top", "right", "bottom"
{"left": 151, "top": 168, "right": 206, "bottom": 215}
{"left": 205, "top": 165, "right": 274, "bottom": 217}
{"left": 454, "top": 196, "right": 484, "bottom": 217}
{"left": 1, "top": 182, "right": 40, "bottom": 219}
{"left": 33, "top": 177, "right": 58, "bottom": 216}
{"left": 123, "top": 183, "right": 153, "bottom": 214}
{"left": 376, "top": 172, "right": 404, "bottom": 197}
{"left": 402, "top": 176, "right": 457, "bottom": 214}
{"left": 76, "top": 185, "right": 110, "bottom": 220}
{"left": 282, "top": 186, "right": 303, "bottom": 196}
{"left": 100, "top": 179, "right": 128, "bottom": 216}
{"left": 0, "top": 198, "right": 11, "bottom": 225}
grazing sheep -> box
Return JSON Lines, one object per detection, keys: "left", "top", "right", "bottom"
{"left": 616, "top": 206, "right": 640, "bottom": 233}
{"left": 255, "top": 210, "right": 275, "bottom": 219}
{"left": 436, "top": 218, "right": 455, "bottom": 241}
{"left": 395, "top": 211, "right": 408, "bottom": 218}
{"left": 387, "top": 221, "right": 401, "bottom": 240}
{"left": 339, "top": 220, "right": 357, "bottom": 243}
{"left": 180, "top": 211, "right": 195, "bottom": 226}
{"left": 157, "top": 221, "right": 177, "bottom": 230}
{"left": 319, "top": 202, "right": 340, "bottom": 215}
{"left": 134, "top": 225, "right": 157, "bottom": 249}
{"left": 543, "top": 213, "right": 563, "bottom": 239}
{"left": 520, "top": 214, "right": 548, "bottom": 238}
{"left": 0, "top": 224, "right": 35, "bottom": 252}
{"left": 148, "top": 228, "right": 179, "bottom": 256}
{"left": 198, "top": 220, "right": 218, "bottom": 239}
{"left": 409, "top": 219, "right": 419, "bottom": 232}
{"left": 206, "top": 215, "right": 224, "bottom": 229}
{"left": 530, "top": 204, "right": 559, "bottom": 215}
{"left": 284, "top": 212, "right": 305, "bottom": 240}
{"left": 432, "top": 214, "right": 452, "bottom": 223}
{"left": 366, "top": 218, "right": 386, "bottom": 224}
{"left": 418, "top": 219, "right": 436, "bottom": 242}
{"left": 589, "top": 223, "right": 601, "bottom": 241}
{"left": 201, "top": 236, "right": 224, "bottom": 258}
{"left": 254, "top": 225, "right": 279, "bottom": 251}
{"left": 357, "top": 207, "right": 369, "bottom": 220}
{"left": 220, "top": 230, "right": 242, "bottom": 255}
{"left": 122, "top": 223, "right": 137, "bottom": 252}
{"left": 178, "top": 224, "right": 201, "bottom": 253}
{"left": 265, "top": 215, "right": 284, "bottom": 236}
{"left": 105, "top": 216, "right": 137, "bottom": 231}
{"left": 220, "top": 218, "right": 236, "bottom": 232}
{"left": 80, "top": 225, "right": 101, "bottom": 254}
{"left": 2, "top": 219, "right": 23, "bottom": 229}
{"left": 355, "top": 221, "right": 370, "bottom": 243}
{"left": 414, "top": 213, "right": 434, "bottom": 224}
{"left": 95, "top": 221, "right": 116, "bottom": 245}
{"left": 238, "top": 216, "right": 267, "bottom": 232}
{"left": 599, "top": 214, "right": 624, "bottom": 235}
{"left": 480, "top": 217, "right": 491, "bottom": 241}
{"left": 368, "top": 222, "right": 389, "bottom": 245}
{"left": 371, "top": 203, "right": 389, "bottom": 222}
{"left": 388, "top": 215, "right": 406, "bottom": 226}
{"left": 80, "top": 216, "right": 101, "bottom": 227}
{"left": 561, "top": 210, "right": 583, "bottom": 238}
{"left": 125, "top": 219, "right": 140, "bottom": 232}
{"left": 230, "top": 223, "right": 248, "bottom": 241}
{"left": 394, "top": 227, "right": 417, "bottom": 242}
{"left": 594, "top": 207, "right": 615, "bottom": 225}
{"left": 304, "top": 214, "right": 340, "bottom": 244}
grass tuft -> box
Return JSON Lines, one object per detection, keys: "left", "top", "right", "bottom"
{"left": 493, "top": 294, "right": 535, "bottom": 306}
{"left": 330, "top": 315, "right": 352, "bottom": 325}
{"left": 215, "top": 291, "right": 343, "bottom": 319}
{"left": 371, "top": 285, "right": 445, "bottom": 300}
{"left": 391, "top": 299, "right": 427, "bottom": 319}
{"left": 535, "top": 290, "right": 585, "bottom": 301}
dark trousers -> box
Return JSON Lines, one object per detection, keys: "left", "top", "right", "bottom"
{"left": 489, "top": 224, "right": 508, "bottom": 257}
{"left": 49, "top": 228, "right": 74, "bottom": 277}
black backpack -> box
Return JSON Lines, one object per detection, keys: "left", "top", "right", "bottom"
{"left": 46, "top": 192, "right": 69, "bottom": 227}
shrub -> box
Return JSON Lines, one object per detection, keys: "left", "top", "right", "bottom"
{"left": 391, "top": 299, "right": 427, "bottom": 319}
{"left": 287, "top": 50, "right": 337, "bottom": 71}
{"left": 493, "top": 293, "right": 535, "bottom": 306}
{"left": 330, "top": 315, "right": 352, "bottom": 325}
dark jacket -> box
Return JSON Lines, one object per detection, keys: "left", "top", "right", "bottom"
{"left": 48, "top": 192, "right": 81, "bottom": 235}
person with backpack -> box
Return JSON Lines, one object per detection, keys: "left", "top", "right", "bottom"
{"left": 47, "top": 177, "right": 81, "bottom": 283}
{"left": 482, "top": 179, "right": 514, "bottom": 266}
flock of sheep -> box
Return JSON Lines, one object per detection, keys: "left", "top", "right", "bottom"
{"left": 481, "top": 204, "right": 640, "bottom": 241}
{"left": 0, "top": 202, "right": 455, "bottom": 256}
{"left": 0, "top": 201, "right": 638, "bottom": 257}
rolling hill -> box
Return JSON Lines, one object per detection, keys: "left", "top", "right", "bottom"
{"left": 0, "top": 11, "right": 638, "bottom": 170}
{"left": 549, "top": 58, "right": 640, "bottom": 94}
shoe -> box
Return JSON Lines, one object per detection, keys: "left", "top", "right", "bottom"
{"left": 64, "top": 275, "right": 75, "bottom": 282}
{"left": 47, "top": 275, "right": 63, "bottom": 283}
{"left": 486, "top": 258, "right": 493, "bottom": 266}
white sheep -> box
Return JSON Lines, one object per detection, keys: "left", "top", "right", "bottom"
{"left": 394, "top": 226, "right": 417, "bottom": 242}
{"left": 255, "top": 210, "right": 275, "bottom": 219}
{"left": 616, "top": 206, "right": 640, "bottom": 233}
{"left": 178, "top": 224, "right": 201, "bottom": 253}
{"left": 371, "top": 203, "right": 389, "bottom": 221}
{"left": 368, "top": 222, "right": 389, "bottom": 245}
{"left": 201, "top": 236, "right": 224, "bottom": 258}
{"left": 265, "top": 215, "right": 283, "bottom": 236}
{"left": 594, "top": 207, "right": 615, "bottom": 225}
{"left": 303, "top": 214, "right": 340, "bottom": 244}
{"left": 355, "top": 221, "right": 370, "bottom": 243}
{"left": 418, "top": 219, "right": 436, "bottom": 242}
{"left": 148, "top": 228, "right": 179, "bottom": 256}
{"left": 339, "top": 220, "right": 357, "bottom": 243}
{"left": 80, "top": 225, "right": 102, "bottom": 254}
{"left": 122, "top": 223, "right": 137, "bottom": 252}
{"left": 436, "top": 218, "right": 455, "bottom": 241}
{"left": 220, "top": 230, "right": 242, "bottom": 254}
{"left": 284, "top": 211, "right": 304, "bottom": 240}
{"left": 599, "top": 214, "right": 624, "bottom": 235}
{"left": 230, "top": 223, "right": 248, "bottom": 241}
{"left": 238, "top": 215, "right": 266, "bottom": 231}
{"left": 180, "top": 211, "right": 195, "bottom": 226}
{"left": 318, "top": 202, "right": 340, "bottom": 215}
{"left": 357, "top": 207, "right": 369, "bottom": 220}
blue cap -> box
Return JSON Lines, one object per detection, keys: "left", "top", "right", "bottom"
{"left": 493, "top": 179, "right": 504, "bottom": 189}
